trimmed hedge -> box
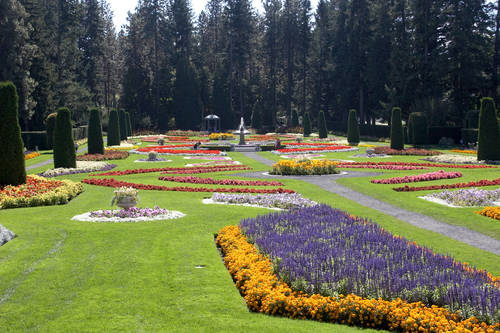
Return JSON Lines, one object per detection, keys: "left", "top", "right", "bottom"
{"left": 107, "top": 109, "right": 120, "bottom": 146}
{"left": 119, "top": 109, "right": 127, "bottom": 141}
{"left": 390, "top": 107, "right": 404, "bottom": 150}
{"left": 318, "top": 110, "right": 328, "bottom": 139}
{"left": 477, "top": 97, "right": 500, "bottom": 161}
{"left": 303, "top": 113, "right": 311, "bottom": 137}
{"left": 408, "top": 112, "right": 428, "bottom": 146}
{"left": 0, "top": 81, "right": 26, "bottom": 186}
{"left": 53, "top": 107, "right": 76, "bottom": 168}
{"left": 45, "top": 112, "right": 57, "bottom": 149}
{"left": 126, "top": 112, "right": 132, "bottom": 137}
{"left": 347, "top": 109, "right": 360, "bottom": 145}
{"left": 88, "top": 108, "right": 104, "bottom": 155}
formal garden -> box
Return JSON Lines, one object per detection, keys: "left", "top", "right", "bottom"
{"left": 0, "top": 81, "right": 499, "bottom": 332}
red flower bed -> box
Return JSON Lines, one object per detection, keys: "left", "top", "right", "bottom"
{"left": 141, "top": 136, "right": 165, "bottom": 142}
{"left": 337, "top": 164, "right": 426, "bottom": 170}
{"left": 136, "top": 146, "right": 219, "bottom": 154}
{"left": 371, "top": 170, "right": 462, "bottom": 184}
{"left": 373, "top": 146, "right": 441, "bottom": 156}
{"left": 82, "top": 178, "right": 295, "bottom": 194}
{"left": 277, "top": 146, "right": 352, "bottom": 153}
{"left": 280, "top": 142, "right": 342, "bottom": 146}
{"left": 0, "top": 176, "right": 64, "bottom": 198}
{"left": 138, "top": 144, "right": 195, "bottom": 150}
{"left": 166, "top": 136, "right": 188, "bottom": 141}
{"left": 393, "top": 178, "right": 500, "bottom": 192}
{"left": 337, "top": 161, "right": 495, "bottom": 169}
{"left": 158, "top": 175, "right": 283, "bottom": 186}
{"left": 90, "top": 165, "right": 252, "bottom": 176}
{"left": 77, "top": 150, "right": 129, "bottom": 161}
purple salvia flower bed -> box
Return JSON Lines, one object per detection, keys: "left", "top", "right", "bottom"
{"left": 240, "top": 204, "right": 500, "bottom": 323}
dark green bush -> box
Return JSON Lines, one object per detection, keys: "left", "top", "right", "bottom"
{"left": 303, "top": 113, "right": 312, "bottom": 137}
{"left": 291, "top": 110, "right": 299, "bottom": 127}
{"left": 45, "top": 112, "right": 57, "bottom": 149}
{"left": 107, "top": 109, "right": 120, "bottom": 146}
{"left": 460, "top": 128, "right": 478, "bottom": 145}
{"left": 126, "top": 112, "right": 132, "bottom": 137}
{"left": 119, "top": 109, "right": 127, "bottom": 141}
{"left": 251, "top": 105, "right": 262, "bottom": 130}
{"left": 53, "top": 107, "right": 76, "bottom": 168}
{"left": 407, "top": 116, "right": 414, "bottom": 144}
{"left": 0, "top": 81, "right": 26, "bottom": 186}
{"left": 347, "top": 109, "right": 360, "bottom": 145}
{"left": 408, "top": 112, "right": 428, "bottom": 146}
{"left": 465, "top": 110, "right": 480, "bottom": 128}
{"left": 477, "top": 97, "right": 500, "bottom": 161}
{"left": 403, "top": 126, "right": 409, "bottom": 144}
{"left": 318, "top": 110, "right": 328, "bottom": 139}
{"left": 88, "top": 108, "right": 104, "bottom": 155}
{"left": 390, "top": 107, "right": 404, "bottom": 150}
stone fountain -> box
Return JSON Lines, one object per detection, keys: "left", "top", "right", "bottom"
{"left": 233, "top": 117, "right": 259, "bottom": 152}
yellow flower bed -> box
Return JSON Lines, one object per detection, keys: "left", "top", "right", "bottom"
{"left": 475, "top": 207, "right": 500, "bottom": 221}
{"left": 216, "top": 225, "right": 499, "bottom": 332}
{"left": 0, "top": 176, "right": 84, "bottom": 209}
{"left": 358, "top": 144, "right": 377, "bottom": 148}
{"left": 105, "top": 145, "right": 139, "bottom": 151}
{"left": 271, "top": 159, "right": 338, "bottom": 175}
{"left": 25, "top": 152, "right": 40, "bottom": 160}
{"left": 209, "top": 133, "right": 235, "bottom": 140}
{"left": 450, "top": 149, "right": 477, "bottom": 155}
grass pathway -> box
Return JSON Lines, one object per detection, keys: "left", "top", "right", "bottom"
{"left": 240, "top": 152, "right": 500, "bottom": 255}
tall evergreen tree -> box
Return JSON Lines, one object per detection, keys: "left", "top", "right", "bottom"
{"left": 390, "top": 107, "right": 404, "bottom": 150}
{"left": 107, "top": 109, "right": 120, "bottom": 146}
{"left": 173, "top": 58, "right": 202, "bottom": 130}
{"left": 53, "top": 107, "right": 76, "bottom": 168}
{"left": 87, "top": 107, "right": 104, "bottom": 154}
{"left": 477, "top": 97, "right": 500, "bottom": 161}
{"left": 119, "top": 109, "right": 127, "bottom": 141}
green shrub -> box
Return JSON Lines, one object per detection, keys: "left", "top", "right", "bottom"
{"left": 303, "top": 113, "right": 312, "bottom": 137}
{"left": 408, "top": 112, "right": 428, "bottom": 146}
{"left": 126, "top": 112, "right": 132, "bottom": 137}
{"left": 107, "top": 109, "right": 120, "bottom": 146}
{"left": 390, "top": 107, "right": 404, "bottom": 150}
{"left": 347, "top": 109, "right": 360, "bottom": 145}
{"left": 87, "top": 108, "right": 104, "bottom": 155}
{"left": 407, "top": 115, "right": 414, "bottom": 144}
{"left": 403, "top": 126, "right": 409, "bottom": 144}
{"left": 318, "top": 110, "right": 328, "bottom": 139}
{"left": 119, "top": 109, "right": 127, "bottom": 141}
{"left": 477, "top": 97, "right": 500, "bottom": 161}
{"left": 291, "top": 110, "right": 299, "bottom": 127}
{"left": 45, "top": 112, "right": 57, "bottom": 149}
{"left": 53, "top": 107, "right": 76, "bottom": 168}
{"left": 0, "top": 81, "right": 26, "bottom": 186}
{"left": 465, "top": 110, "right": 480, "bottom": 128}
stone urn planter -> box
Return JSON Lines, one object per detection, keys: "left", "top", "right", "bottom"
{"left": 116, "top": 197, "right": 137, "bottom": 210}
{"left": 111, "top": 187, "right": 139, "bottom": 210}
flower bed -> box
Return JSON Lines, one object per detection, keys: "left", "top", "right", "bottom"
{"left": 72, "top": 206, "right": 185, "bottom": 222}
{"left": 451, "top": 149, "right": 477, "bottom": 155}
{"left": 209, "top": 133, "right": 234, "bottom": 140}
{"left": 424, "top": 188, "right": 500, "bottom": 207}
{"left": 370, "top": 170, "right": 462, "bottom": 184}
{"left": 337, "top": 163, "right": 426, "bottom": 170}
{"left": 394, "top": 178, "right": 500, "bottom": 192}
{"left": 82, "top": 177, "right": 295, "bottom": 194}
{"left": 105, "top": 143, "right": 139, "bottom": 151}
{"left": 183, "top": 156, "right": 232, "bottom": 160}
{"left": 39, "top": 161, "right": 116, "bottom": 177}
{"left": 337, "top": 161, "right": 495, "bottom": 169}
{"left": 271, "top": 159, "right": 339, "bottom": 175}
{"left": 209, "top": 192, "right": 316, "bottom": 209}
{"left": 236, "top": 204, "right": 500, "bottom": 325}
{"left": 91, "top": 165, "right": 251, "bottom": 177}
{"left": 135, "top": 147, "right": 220, "bottom": 155}
{"left": 159, "top": 176, "right": 283, "bottom": 186}
{"left": 373, "top": 146, "right": 441, "bottom": 156}
{"left": 0, "top": 175, "right": 83, "bottom": 209}
{"left": 77, "top": 150, "right": 129, "bottom": 161}
{"left": 475, "top": 207, "right": 500, "bottom": 221}
{"left": 216, "top": 224, "right": 499, "bottom": 332}
{"left": 185, "top": 160, "right": 240, "bottom": 167}
{"left": 143, "top": 144, "right": 194, "bottom": 149}
{"left": 274, "top": 146, "right": 355, "bottom": 154}
{"left": 279, "top": 154, "right": 325, "bottom": 159}
{"left": 25, "top": 151, "right": 40, "bottom": 160}
{"left": 140, "top": 136, "right": 166, "bottom": 142}
{"left": 423, "top": 154, "right": 482, "bottom": 164}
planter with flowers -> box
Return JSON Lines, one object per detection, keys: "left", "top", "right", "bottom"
{"left": 111, "top": 187, "right": 139, "bottom": 210}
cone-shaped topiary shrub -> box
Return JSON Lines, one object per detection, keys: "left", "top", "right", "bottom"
{"left": 0, "top": 81, "right": 26, "bottom": 186}
{"left": 407, "top": 115, "right": 414, "bottom": 144}
{"left": 119, "top": 109, "right": 127, "bottom": 141}
{"left": 45, "top": 112, "right": 57, "bottom": 149}
{"left": 53, "top": 107, "right": 76, "bottom": 168}
{"left": 291, "top": 110, "right": 299, "bottom": 127}
{"left": 347, "top": 109, "right": 360, "bottom": 145}
{"left": 390, "top": 107, "right": 404, "bottom": 150}
{"left": 465, "top": 110, "right": 480, "bottom": 128}
{"left": 107, "top": 109, "right": 120, "bottom": 146}
{"left": 251, "top": 104, "right": 262, "bottom": 130}
{"left": 126, "top": 112, "right": 132, "bottom": 137}
{"left": 477, "top": 97, "right": 500, "bottom": 161}
{"left": 303, "top": 112, "right": 312, "bottom": 137}
{"left": 318, "top": 110, "right": 328, "bottom": 139}
{"left": 408, "top": 112, "right": 428, "bottom": 146}
{"left": 88, "top": 108, "right": 104, "bottom": 155}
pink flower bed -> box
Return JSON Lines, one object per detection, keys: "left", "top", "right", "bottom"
{"left": 276, "top": 146, "right": 353, "bottom": 153}
{"left": 336, "top": 161, "right": 495, "bottom": 169}
{"left": 370, "top": 170, "right": 462, "bottom": 184}
{"left": 393, "top": 178, "right": 500, "bottom": 192}
{"left": 158, "top": 176, "right": 283, "bottom": 186}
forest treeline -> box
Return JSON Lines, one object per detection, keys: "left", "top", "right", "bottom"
{"left": 1, "top": 0, "right": 500, "bottom": 132}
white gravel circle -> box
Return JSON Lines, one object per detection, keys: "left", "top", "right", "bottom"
{"left": 72, "top": 210, "right": 185, "bottom": 223}
{"left": 202, "top": 198, "right": 282, "bottom": 210}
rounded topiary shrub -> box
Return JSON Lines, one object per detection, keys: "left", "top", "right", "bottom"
{"left": 408, "top": 112, "right": 428, "bottom": 146}
{"left": 126, "top": 112, "right": 132, "bottom": 137}
{"left": 318, "top": 110, "right": 328, "bottom": 139}
{"left": 88, "top": 107, "right": 104, "bottom": 155}
{"left": 53, "top": 107, "right": 76, "bottom": 168}
{"left": 390, "top": 107, "right": 404, "bottom": 150}
{"left": 303, "top": 113, "right": 312, "bottom": 137}
{"left": 477, "top": 97, "right": 500, "bottom": 161}
{"left": 0, "top": 81, "right": 26, "bottom": 186}
{"left": 107, "top": 109, "right": 120, "bottom": 146}
{"left": 119, "top": 109, "right": 127, "bottom": 141}
{"left": 347, "top": 109, "right": 360, "bottom": 145}
{"left": 45, "top": 112, "right": 58, "bottom": 149}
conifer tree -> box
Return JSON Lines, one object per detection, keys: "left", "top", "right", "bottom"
{"left": 126, "top": 112, "right": 132, "bottom": 136}
{"left": 53, "top": 107, "right": 76, "bottom": 168}
{"left": 390, "top": 107, "right": 404, "bottom": 150}
{"left": 303, "top": 112, "right": 312, "bottom": 137}
{"left": 45, "top": 112, "right": 58, "bottom": 149}
{"left": 347, "top": 109, "right": 360, "bottom": 145}
{"left": 87, "top": 107, "right": 104, "bottom": 155}
{"left": 119, "top": 109, "right": 127, "bottom": 140}
{"left": 107, "top": 109, "right": 120, "bottom": 146}
{"left": 318, "top": 110, "right": 328, "bottom": 138}
{"left": 477, "top": 97, "right": 500, "bottom": 161}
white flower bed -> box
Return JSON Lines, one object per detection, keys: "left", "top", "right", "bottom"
{"left": 106, "top": 142, "right": 137, "bottom": 148}
{"left": 202, "top": 198, "right": 282, "bottom": 210}
{"left": 134, "top": 159, "right": 172, "bottom": 163}
{"left": 39, "top": 161, "right": 115, "bottom": 177}
{"left": 72, "top": 209, "right": 185, "bottom": 223}
{"left": 423, "top": 154, "right": 483, "bottom": 164}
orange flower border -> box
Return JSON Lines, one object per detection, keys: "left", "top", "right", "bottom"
{"left": 475, "top": 207, "right": 500, "bottom": 221}
{"left": 25, "top": 152, "right": 40, "bottom": 160}
{"left": 450, "top": 149, "right": 477, "bottom": 155}
{"left": 215, "top": 225, "right": 499, "bottom": 332}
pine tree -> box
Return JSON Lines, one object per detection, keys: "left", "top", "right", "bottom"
{"left": 45, "top": 112, "right": 58, "bottom": 149}
{"left": 87, "top": 107, "right": 104, "bottom": 155}
{"left": 107, "top": 109, "right": 120, "bottom": 146}
{"left": 119, "top": 109, "right": 127, "bottom": 140}
{"left": 173, "top": 57, "right": 202, "bottom": 130}
{"left": 303, "top": 112, "right": 312, "bottom": 137}
{"left": 53, "top": 107, "right": 76, "bottom": 168}
{"left": 408, "top": 112, "right": 428, "bottom": 146}
{"left": 0, "top": 81, "right": 26, "bottom": 186}
{"left": 390, "top": 107, "right": 404, "bottom": 150}
{"left": 477, "top": 97, "right": 500, "bottom": 161}
{"left": 212, "top": 64, "right": 233, "bottom": 130}
{"left": 291, "top": 110, "right": 299, "bottom": 127}
{"left": 347, "top": 109, "right": 360, "bottom": 145}
{"left": 318, "top": 110, "right": 328, "bottom": 138}
{"left": 126, "top": 112, "right": 132, "bottom": 137}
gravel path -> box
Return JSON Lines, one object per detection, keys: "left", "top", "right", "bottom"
{"left": 239, "top": 152, "right": 500, "bottom": 255}
{"left": 26, "top": 146, "right": 88, "bottom": 171}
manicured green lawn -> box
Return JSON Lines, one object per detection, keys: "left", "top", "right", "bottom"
{"left": 0, "top": 140, "right": 498, "bottom": 331}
